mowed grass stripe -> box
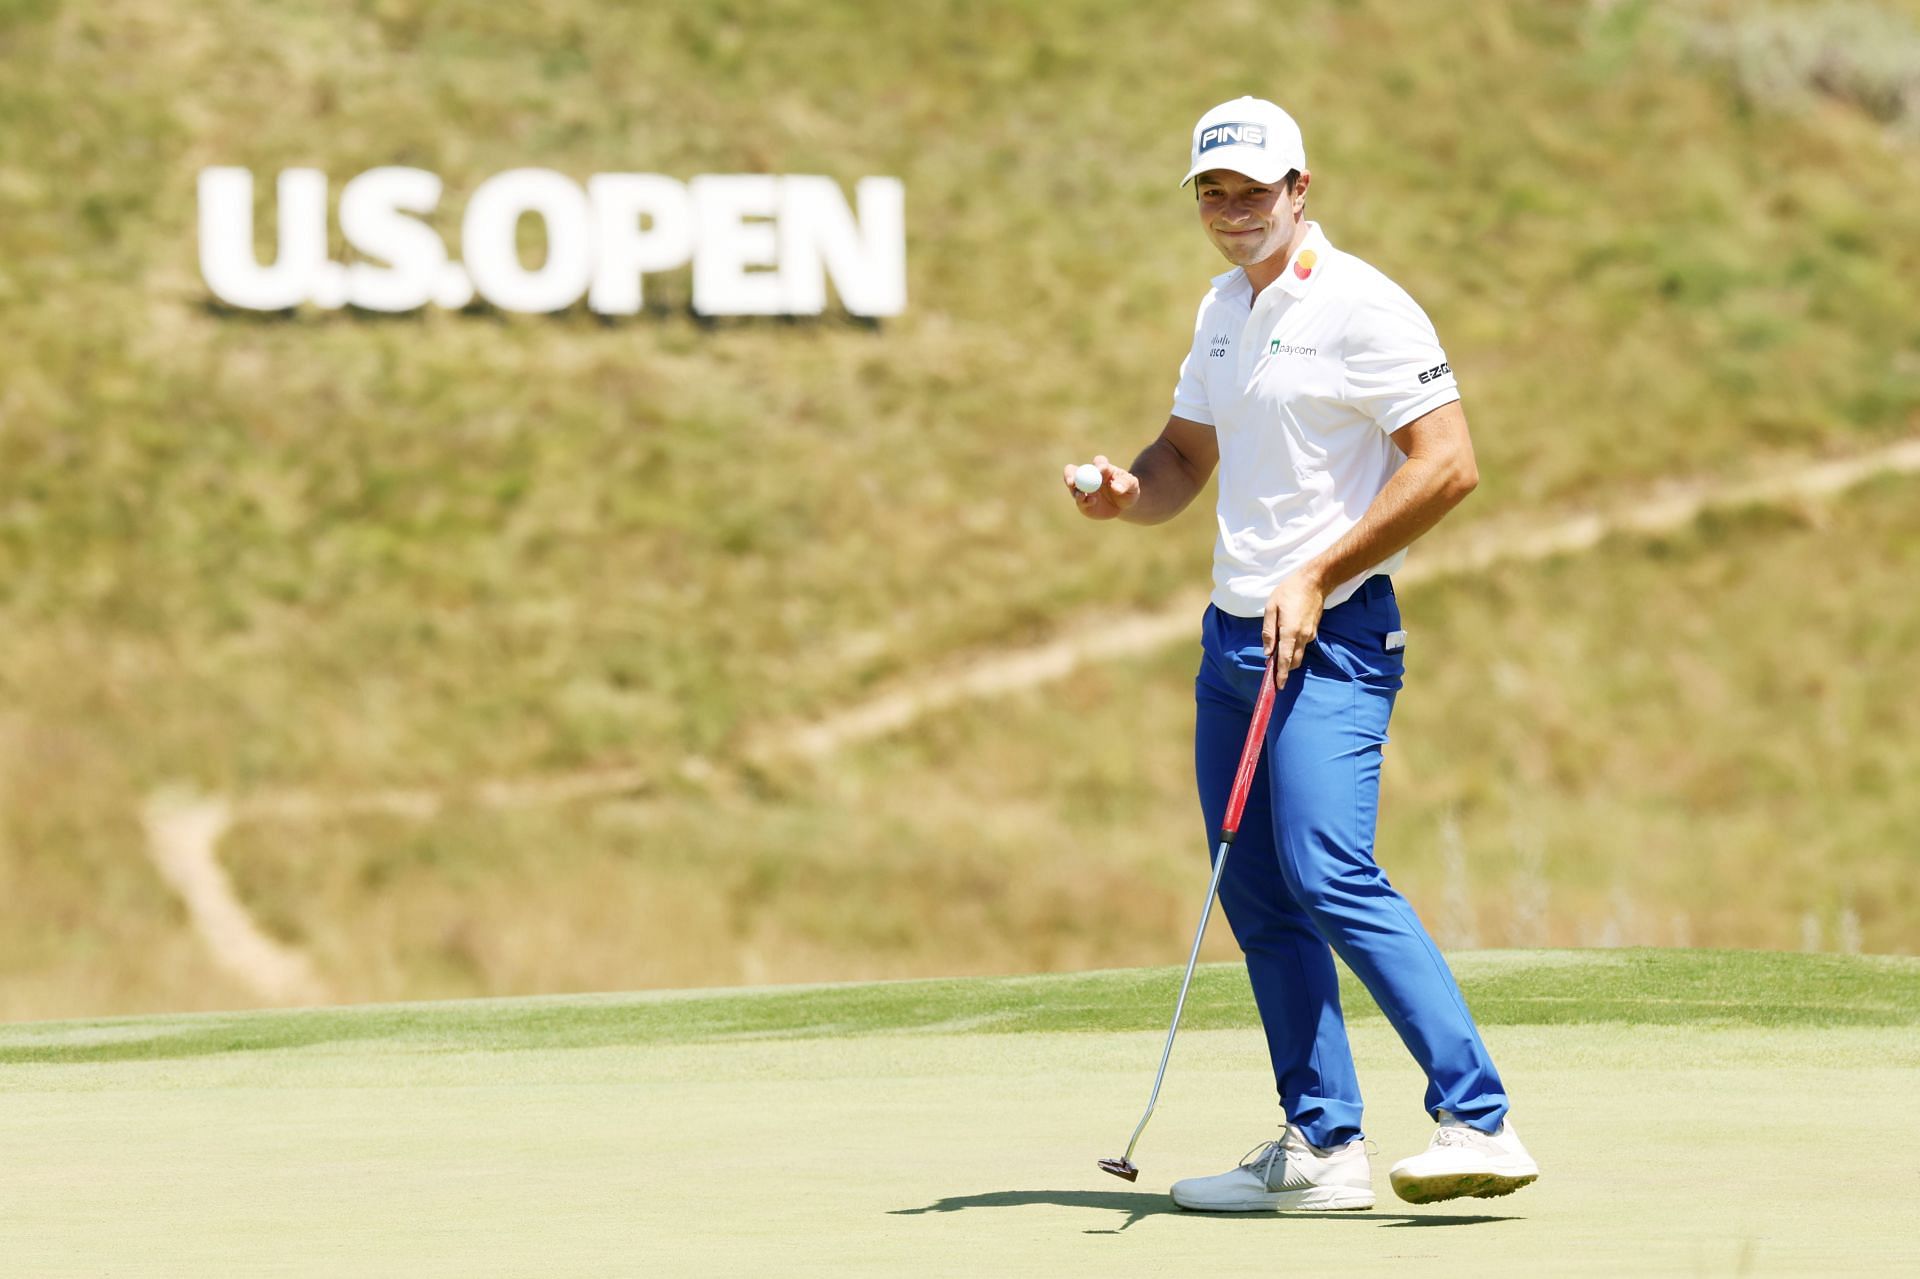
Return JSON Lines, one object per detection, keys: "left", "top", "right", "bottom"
{"left": 1, "top": 949, "right": 1914, "bottom": 1066}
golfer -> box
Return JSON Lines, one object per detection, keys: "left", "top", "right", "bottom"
{"left": 1066, "top": 97, "right": 1539, "bottom": 1210}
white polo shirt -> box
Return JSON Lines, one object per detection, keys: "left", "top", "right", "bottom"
{"left": 1170, "top": 221, "right": 1460, "bottom": 617}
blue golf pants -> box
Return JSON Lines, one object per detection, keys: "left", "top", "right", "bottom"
{"left": 1195, "top": 576, "right": 1508, "bottom": 1148}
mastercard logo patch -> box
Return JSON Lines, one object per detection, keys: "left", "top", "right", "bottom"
{"left": 1292, "top": 249, "right": 1318, "bottom": 280}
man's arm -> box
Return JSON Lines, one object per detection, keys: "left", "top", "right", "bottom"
{"left": 1262, "top": 400, "right": 1478, "bottom": 674}
{"left": 1064, "top": 415, "right": 1218, "bottom": 525}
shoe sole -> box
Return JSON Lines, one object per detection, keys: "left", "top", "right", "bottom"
{"left": 1171, "top": 1187, "right": 1376, "bottom": 1213}
{"left": 1389, "top": 1169, "right": 1538, "bottom": 1205}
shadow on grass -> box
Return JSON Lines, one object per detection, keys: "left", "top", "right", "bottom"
{"left": 891, "top": 1190, "right": 1515, "bottom": 1234}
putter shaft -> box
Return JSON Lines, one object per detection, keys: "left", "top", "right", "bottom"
{"left": 1101, "top": 658, "right": 1278, "bottom": 1179}
{"left": 1115, "top": 830, "right": 1235, "bottom": 1167}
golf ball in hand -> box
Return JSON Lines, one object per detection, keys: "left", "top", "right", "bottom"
{"left": 1073, "top": 463, "right": 1104, "bottom": 494}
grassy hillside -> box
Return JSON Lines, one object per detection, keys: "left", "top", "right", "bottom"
{"left": 1, "top": 0, "right": 1917, "bottom": 1015}
{"left": 197, "top": 472, "right": 1920, "bottom": 1006}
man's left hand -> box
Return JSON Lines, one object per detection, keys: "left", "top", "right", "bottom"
{"left": 1263, "top": 572, "right": 1326, "bottom": 684}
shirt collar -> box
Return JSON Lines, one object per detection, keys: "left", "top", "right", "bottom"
{"left": 1210, "top": 265, "right": 1252, "bottom": 300}
{"left": 1206, "top": 223, "right": 1329, "bottom": 304}
{"left": 1271, "top": 221, "right": 1329, "bottom": 299}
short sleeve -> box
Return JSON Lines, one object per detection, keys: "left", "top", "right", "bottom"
{"left": 1170, "top": 297, "right": 1216, "bottom": 427}
{"left": 1343, "top": 279, "right": 1460, "bottom": 434}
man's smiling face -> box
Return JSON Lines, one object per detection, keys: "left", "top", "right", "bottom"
{"left": 1194, "top": 168, "right": 1303, "bottom": 269}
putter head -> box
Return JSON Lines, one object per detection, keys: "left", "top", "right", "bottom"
{"left": 1096, "top": 1157, "right": 1139, "bottom": 1182}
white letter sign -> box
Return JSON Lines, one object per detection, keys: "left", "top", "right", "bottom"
{"left": 198, "top": 167, "right": 907, "bottom": 318}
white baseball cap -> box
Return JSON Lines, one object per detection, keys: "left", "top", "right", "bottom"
{"left": 1180, "top": 96, "right": 1307, "bottom": 186}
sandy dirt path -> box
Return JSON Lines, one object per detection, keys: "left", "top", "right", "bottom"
{"left": 139, "top": 437, "right": 1920, "bottom": 1004}
{"left": 1, "top": 1023, "right": 1913, "bottom": 1276}
{"left": 769, "top": 436, "right": 1920, "bottom": 760}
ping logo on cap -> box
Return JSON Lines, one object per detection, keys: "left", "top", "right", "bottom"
{"left": 1198, "top": 122, "right": 1266, "bottom": 154}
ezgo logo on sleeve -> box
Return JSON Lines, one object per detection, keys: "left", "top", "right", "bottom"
{"left": 1198, "top": 123, "right": 1266, "bottom": 154}
{"left": 197, "top": 168, "right": 907, "bottom": 317}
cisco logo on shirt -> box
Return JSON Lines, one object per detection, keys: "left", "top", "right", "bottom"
{"left": 1199, "top": 123, "right": 1266, "bottom": 154}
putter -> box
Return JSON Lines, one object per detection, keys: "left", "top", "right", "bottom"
{"left": 1098, "top": 656, "right": 1279, "bottom": 1182}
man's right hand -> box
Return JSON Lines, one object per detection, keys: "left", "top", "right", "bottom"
{"left": 1063, "top": 454, "right": 1140, "bottom": 520}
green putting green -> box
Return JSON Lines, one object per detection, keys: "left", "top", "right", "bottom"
{"left": 1, "top": 951, "right": 1915, "bottom": 1276}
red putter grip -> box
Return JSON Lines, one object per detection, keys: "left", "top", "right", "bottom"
{"left": 1220, "top": 659, "right": 1278, "bottom": 838}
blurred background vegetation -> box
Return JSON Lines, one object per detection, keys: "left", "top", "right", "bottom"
{"left": 1, "top": 0, "right": 1916, "bottom": 1017}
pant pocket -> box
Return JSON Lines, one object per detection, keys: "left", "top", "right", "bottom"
{"left": 1306, "top": 630, "right": 1404, "bottom": 693}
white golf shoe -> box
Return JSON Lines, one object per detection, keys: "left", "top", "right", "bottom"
{"left": 1389, "top": 1110, "right": 1540, "bottom": 1204}
{"left": 1170, "top": 1125, "right": 1375, "bottom": 1212}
